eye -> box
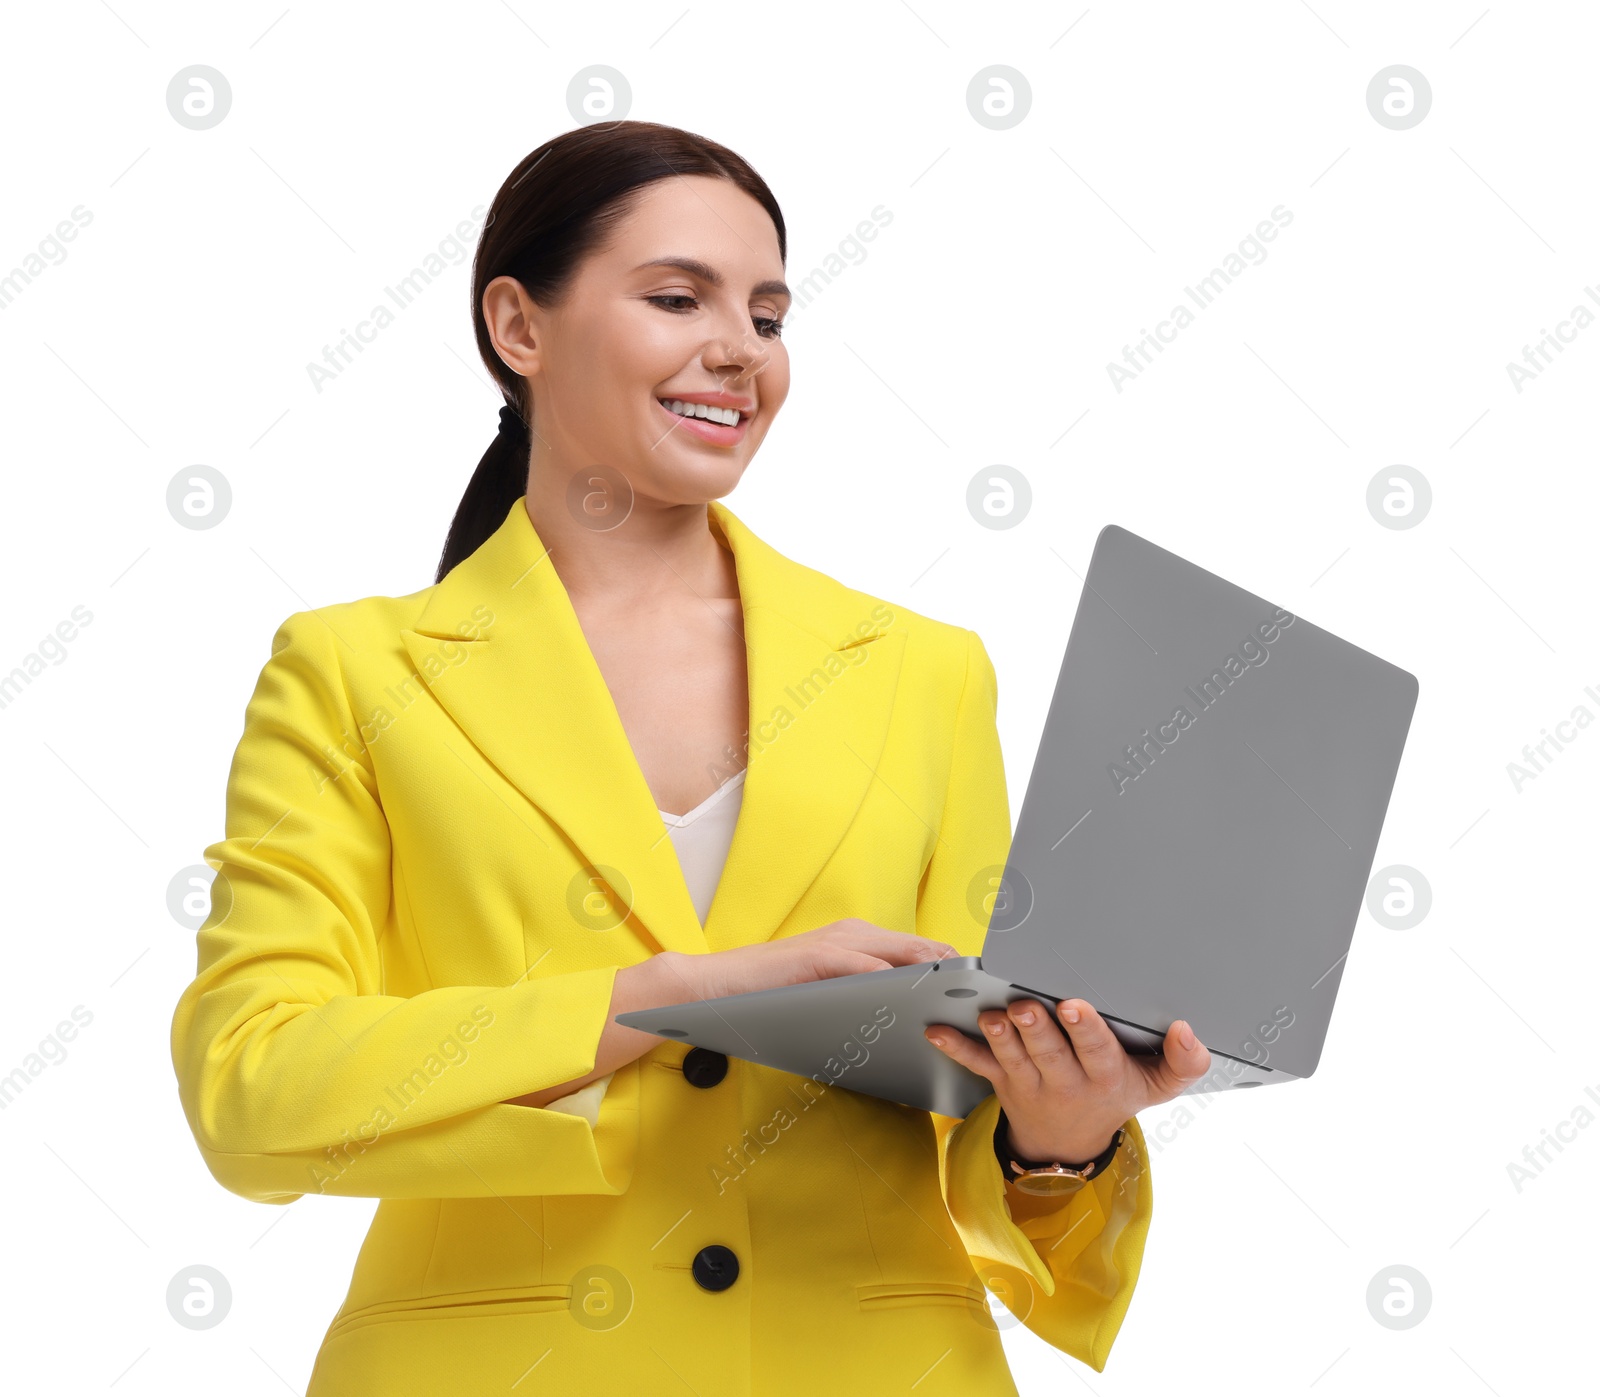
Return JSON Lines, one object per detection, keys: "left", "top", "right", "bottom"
{"left": 647, "top": 294, "right": 698, "bottom": 312}
{"left": 753, "top": 316, "right": 784, "bottom": 340}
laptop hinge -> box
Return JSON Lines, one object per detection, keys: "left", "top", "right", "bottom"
{"left": 1002, "top": 990, "right": 1280, "bottom": 1075}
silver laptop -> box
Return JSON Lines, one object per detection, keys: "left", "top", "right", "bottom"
{"left": 617, "top": 525, "right": 1419, "bottom": 1117}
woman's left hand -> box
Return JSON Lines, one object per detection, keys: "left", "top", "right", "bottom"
{"left": 924, "top": 999, "right": 1212, "bottom": 1165}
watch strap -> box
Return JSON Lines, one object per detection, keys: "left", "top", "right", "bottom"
{"left": 993, "top": 1106, "right": 1124, "bottom": 1180}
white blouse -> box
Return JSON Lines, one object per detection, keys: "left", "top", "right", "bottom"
{"left": 542, "top": 769, "right": 747, "bottom": 1127}
{"left": 655, "top": 767, "right": 747, "bottom": 925}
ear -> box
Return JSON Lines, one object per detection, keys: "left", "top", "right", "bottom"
{"left": 483, "top": 275, "right": 545, "bottom": 378}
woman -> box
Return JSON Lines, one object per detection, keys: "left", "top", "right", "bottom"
{"left": 170, "top": 120, "right": 1211, "bottom": 1395}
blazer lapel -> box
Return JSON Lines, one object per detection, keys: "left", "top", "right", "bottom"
{"left": 401, "top": 496, "right": 907, "bottom": 962}
{"left": 699, "top": 503, "right": 907, "bottom": 953}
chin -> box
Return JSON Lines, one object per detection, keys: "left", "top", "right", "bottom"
{"left": 656, "top": 460, "right": 749, "bottom": 505}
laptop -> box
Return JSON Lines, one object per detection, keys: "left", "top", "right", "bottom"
{"left": 616, "top": 525, "right": 1419, "bottom": 1117}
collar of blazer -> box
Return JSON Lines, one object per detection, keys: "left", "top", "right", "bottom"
{"left": 399, "top": 495, "right": 909, "bottom": 959}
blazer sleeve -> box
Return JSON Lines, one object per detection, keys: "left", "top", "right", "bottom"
{"left": 169, "top": 608, "right": 640, "bottom": 1206}
{"left": 915, "top": 626, "right": 1155, "bottom": 1374}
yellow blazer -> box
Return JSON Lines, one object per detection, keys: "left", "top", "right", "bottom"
{"left": 170, "top": 495, "right": 1153, "bottom": 1394}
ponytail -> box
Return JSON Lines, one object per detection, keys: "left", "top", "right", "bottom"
{"left": 433, "top": 401, "right": 531, "bottom": 584}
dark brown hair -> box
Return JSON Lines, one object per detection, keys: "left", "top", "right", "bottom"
{"left": 435, "top": 120, "right": 787, "bottom": 583}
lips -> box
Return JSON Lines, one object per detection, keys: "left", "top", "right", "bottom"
{"left": 654, "top": 397, "right": 751, "bottom": 446}
{"left": 659, "top": 396, "right": 748, "bottom": 426}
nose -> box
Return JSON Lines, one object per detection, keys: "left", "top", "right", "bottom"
{"left": 703, "top": 325, "right": 772, "bottom": 389}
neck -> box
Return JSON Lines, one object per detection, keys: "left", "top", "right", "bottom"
{"left": 521, "top": 487, "right": 736, "bottom": 612}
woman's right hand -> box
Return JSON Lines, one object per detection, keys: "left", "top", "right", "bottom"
{"left": 504, "top": 920, "right": 955, "bottom": 1109}
{"left": 657, "top": 918, "right": 958, "bottom": 1004}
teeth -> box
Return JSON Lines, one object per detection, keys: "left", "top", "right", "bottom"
{"left": 662, "top": 399, "right": 741, "bottom": 427}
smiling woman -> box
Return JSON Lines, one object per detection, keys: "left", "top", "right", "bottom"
{"left": 171, "top": 120, "right": 1182, "bottom": 1397}
{"left": 438, "top": 125, "right": 793, "bottom": 574}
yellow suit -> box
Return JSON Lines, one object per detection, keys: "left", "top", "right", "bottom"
{"left": 170, "top": 495, "right": 1153, "bottom": 1394}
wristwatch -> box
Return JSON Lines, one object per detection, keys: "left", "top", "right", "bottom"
{"left": 993, "top": 1108, "right": 1125, "bottom": 1198}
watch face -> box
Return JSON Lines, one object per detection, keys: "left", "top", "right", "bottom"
{"left": 1012, "top": 1170, "right": 1089, "bottom": 1198}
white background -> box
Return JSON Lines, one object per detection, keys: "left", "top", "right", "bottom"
{"left": 1, "top": 2, "right": 1594, "bottom": 1393}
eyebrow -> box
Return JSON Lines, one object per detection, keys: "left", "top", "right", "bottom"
{"left": 633, "top": 256, "right": 791, "bottom": 301}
